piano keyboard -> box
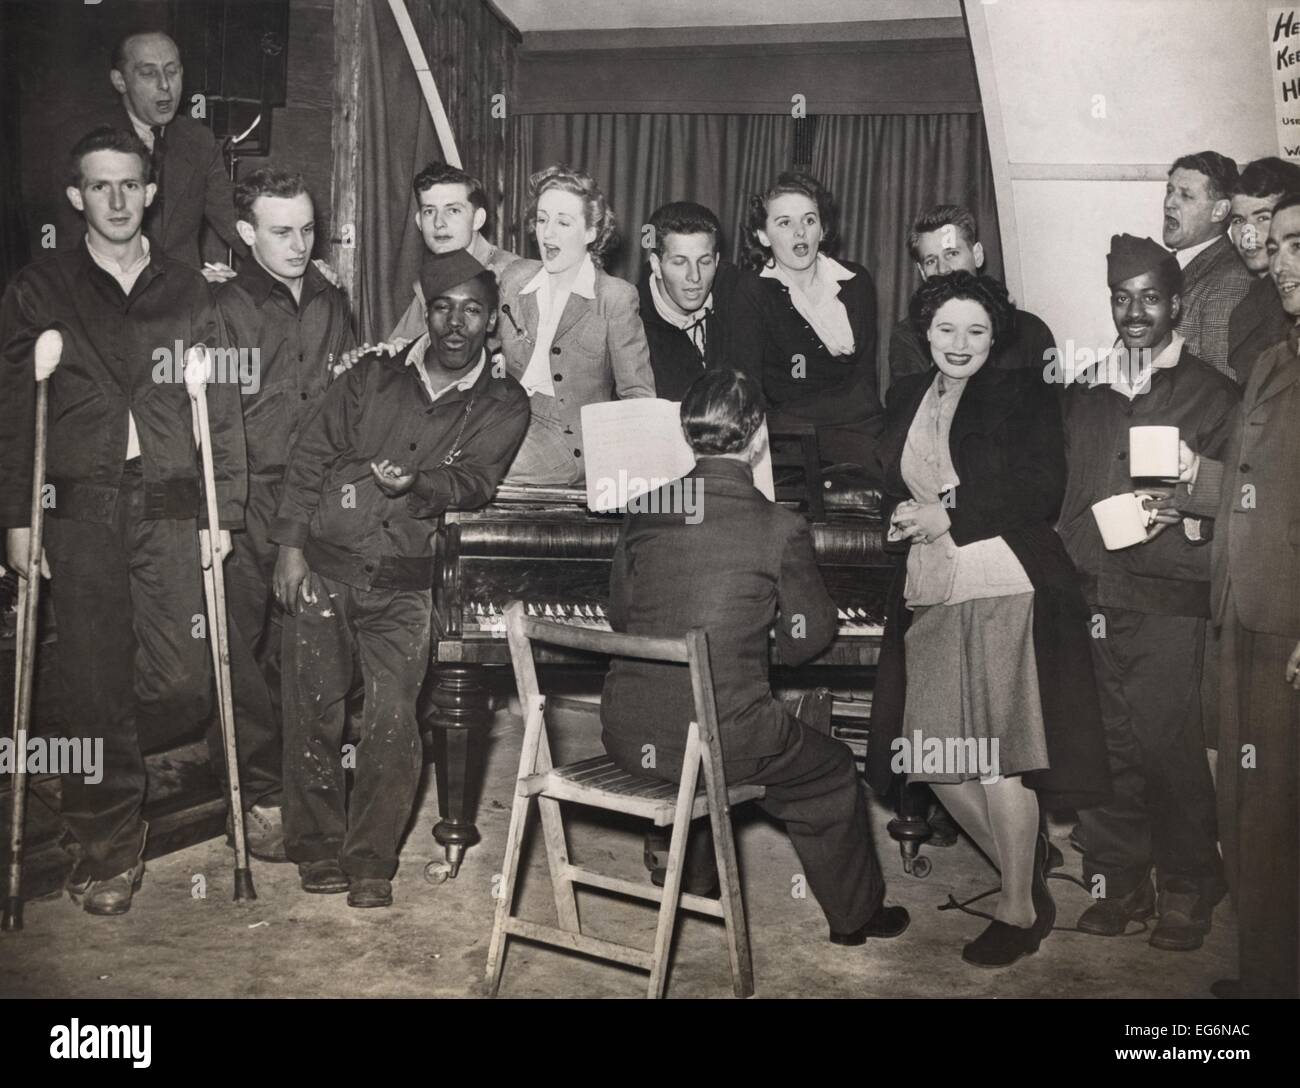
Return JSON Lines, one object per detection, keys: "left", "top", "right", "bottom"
{"left": 462, "top": 600, "right": 884, "bottom": 639}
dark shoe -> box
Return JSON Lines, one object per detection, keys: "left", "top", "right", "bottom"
{"left": 1150, "top": 882, "right": 1219, "bottom": 952}
{"left": 1077, "top": 878, "right": 1155, "bottom": 937}
{"left": 649, "top": 866, "right": 721, "bottom": 899}
{"left": 347, "top": 878, "right": 393, "bottom": 908}
{"left": 962, "top": 918, "right": 1043, "bottom": 967}
{"left": 227, "top": 803, "right": 288, "bottom": 863}
{"left": 67, "top": 859, "right": 145, "bottom": 916}
{"left": 299, "top": 859, "right": 349, "bottom": 894}
{"left": 830, "top": 904, "right": 910, "bottom": 944}
{"left": 1210, "top": 978, "right": 1241, "bottom": 999}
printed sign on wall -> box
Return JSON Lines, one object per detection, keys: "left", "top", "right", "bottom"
{"left": 1271, "top": 7, "right": 1300, "bottom": 158}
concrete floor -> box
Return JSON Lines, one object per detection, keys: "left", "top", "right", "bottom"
{"left": 0, "top": 707, "right": 1234, "bottom": 999}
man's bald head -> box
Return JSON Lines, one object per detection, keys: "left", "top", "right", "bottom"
{"left": 110, "top": 32, "right": 182, "bottom": 128}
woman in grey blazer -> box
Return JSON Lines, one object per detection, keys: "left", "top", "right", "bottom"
{"left": 497, "top": 164, "right": 655, "bottom": 486}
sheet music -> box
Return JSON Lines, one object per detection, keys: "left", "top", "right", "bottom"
{"left": 581, "top": 399, "right": 775, "bottom": 512}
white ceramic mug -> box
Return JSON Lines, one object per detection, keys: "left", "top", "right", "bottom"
{"left": 1092, "top": 491, "right": 1157, "bottom": 550}
{"left": 1129, "top": 425, "right": 1180, "bottom": 478}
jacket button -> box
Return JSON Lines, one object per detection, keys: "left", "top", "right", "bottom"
{"left": 300, "top": 392, "right": 307, "bottom": 400}
{"left": 1240, "top": 462, "right": 1251, "bottom": 472}
{"left": 382, "top": 519, "right": 390, "bottom": 528}
{"left": 364, "top": 563, "right": 374, "bottom": 573}
{"left": 551, "top": 346, "right": 561, "bottom": 355}
{"left": 553, "top": 373, "right": 563, "bottom": 382}
{"left": 1117, "top": 451, "right": 1127, "bottom": 460}
{"left": 409, "top": 442, "right": 417, "bottom": 451}
{"left": 574, "top": 449, "right": 581, "bottom": 457}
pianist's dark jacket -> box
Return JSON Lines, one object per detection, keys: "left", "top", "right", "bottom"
{"left": 270, "top": 344, "right": 529, "bottom": 591}
{"left": 601, "top": 456, "right": 836, "bottom": 776}
{"left": 867, "top": 365, "right": 1111, "bottom": 811}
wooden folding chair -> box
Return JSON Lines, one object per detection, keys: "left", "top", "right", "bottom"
{"left": 484, "top": 600, "right": 765, "bottom": 999}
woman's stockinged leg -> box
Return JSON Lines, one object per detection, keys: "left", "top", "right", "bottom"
{"left": 983, "top": 775, "right": 1040, "bottom": 928}
{"left": 930, "top": 780, "right": 998, "bottom": 867}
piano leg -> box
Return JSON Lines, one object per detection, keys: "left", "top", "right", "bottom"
{"left": 887, "top": 780, "right": 934, "bottom": 878}
{"left": 421, "top": 663, "right": 491, "bottom": 882}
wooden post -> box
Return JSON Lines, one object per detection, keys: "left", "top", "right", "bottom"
{"left": 331, "top": 0, "right": 363, "bottom": 313}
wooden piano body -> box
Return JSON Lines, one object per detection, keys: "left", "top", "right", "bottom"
{"left": 418, "top": 484, "right": 895, "bottom": 882}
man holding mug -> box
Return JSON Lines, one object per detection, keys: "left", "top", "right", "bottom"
{"left": 1055, "top": 234, "right": 1239, "bottom": 951}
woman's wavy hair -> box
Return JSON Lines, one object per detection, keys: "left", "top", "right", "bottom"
{"left": 908, "top": 270, "right": 1016, "bottom": 348}
{"left": 526, "top": 163, "right": 617, "bottom": 267}
{"left": 742, "top": 171, "right": 840, "bottom": 271}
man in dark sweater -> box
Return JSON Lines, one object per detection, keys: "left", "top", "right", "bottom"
{"left": 638, "top": 201, "right": 743, "bottom": 400}
{"left": 1, "top": 126, "right": 247, "bottom": 915}
{"left": 1057, "top": 234, "right": 1239, "bottom": 951}
{"left": 1224, "top": 157, "right": 1300, "bottom": 386}
{"left": 271, "top": 250, "right": 528, "bottom": 907}
{"left": 211, "top": 168, "right": 357, "bottom": 860}
{"left": 886, "top": 204, "right": 1056, "bottom": 386}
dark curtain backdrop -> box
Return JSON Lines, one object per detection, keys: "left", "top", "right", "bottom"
{"left": 356, "top": 0, "right": 516, "bottom": 343}
{"left": 511, "top": 111, "right": 998, "bottom": 397}
{"left": 0, "top": 1, "right": 31, "bottom": 291}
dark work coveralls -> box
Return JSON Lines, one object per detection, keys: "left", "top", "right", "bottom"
{"left": 270, "top": 343, "right": 528, "bottom": 880}
{"left": 213, "top": 259, "right": 355, "bottom": 806}
{"left": 1057, "top": 343, "right": 1239, "bottom": 906}
{"left": 0, "top": 244, "right": 247, "bottom": 880}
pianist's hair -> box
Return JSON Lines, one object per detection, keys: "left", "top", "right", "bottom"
{"left": 1168, "top": 150, "right": 1240, "bottom": 202}
{"left": 67, "top": 125, "right": 153, "bottom": 189}
{"left": 235, "top": 168, "right": 312, "bottom": 226}
{"left": 680, "top": 369, "right": 765, "bottom": 456}
{"left": 743, "top": 171, "right": 839, "bottom": 271}
{"left": 527, "top": 164, "right": 617, "bottom": 267}
{"left": 648, "top": 201, "right": 723, "bottom": 256}
{"left": 908, "top": 270, "right": 1015, "bottom": 348}
{"left": 1234, "top": 157, "right": 1300, "bottom": 201}
{"left": 907, "top": 204, "right": 980, "bottom": 264}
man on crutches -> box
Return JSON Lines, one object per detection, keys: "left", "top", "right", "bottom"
{"left": 0, "top": 125, "right": 246, "bottom": 916}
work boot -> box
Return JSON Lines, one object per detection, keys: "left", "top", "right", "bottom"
{"left": 1077, "top": 878, "right": 1156, "bottom": 936}
{"left": 299, "top": 859, "right": 349, "bottom": 894}
{"left": 347, "top": 878, "right": 393, "bottom": 909}
{"left": 66, "top": 823, "right": 148, "bottom": 917}
{"left": 1150, "top": 879, "right": 1222, "bottom": 952}
{"left": 227, "top": 803, "right": 287, "bottom": 862}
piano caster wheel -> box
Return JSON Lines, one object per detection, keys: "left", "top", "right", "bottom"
{"left": 424, "top": 860, "right": 453, "bottom": 885}
{"left": 904, "top": 854, "right": 932, "bottom": 879}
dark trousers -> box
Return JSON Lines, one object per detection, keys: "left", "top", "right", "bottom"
{"left": 281, "top": 572, "right": 431, "bottom": 880}
{"left": 613, "top": 715, "right": 884, "bottom": 934}
{"left": 1218, "top": 595, "right": 1299, "bottom": 998}
{"left": 213, "top": 475, "right": 284, "bottom": 806}
{"left": 1078, "top": 605, "right": 1225, "bottom": 900}
{"left": 43, "top": 467, "right": 210, "bottom": 879}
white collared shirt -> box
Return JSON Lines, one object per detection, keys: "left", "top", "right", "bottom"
{"left": 1106, "top": 330, "right": 1184, "bottom": 400}
{"left": 86, "top": 236, "right": 152, "bottom": 460}
{"left": 760, "top": 253, "right": 856, "bottom": 357}
{"left": 1175, "top": 235, "right": 1218, "bottom": 269}
{"left": 407, "top": 341, "right": 486, "bottom": 403}
{"left": 517, "top": 253, "right": 597, "bottom": 398}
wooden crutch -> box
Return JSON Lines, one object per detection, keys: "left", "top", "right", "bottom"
{"left": 185, "top": 345, "right": 255, "bottom": 901}
{"left": 3, "top": 329, "right": 61, "bottom": 932}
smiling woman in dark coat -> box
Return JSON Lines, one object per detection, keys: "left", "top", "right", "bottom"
{"left": 867, "top": 272, "right": 1110, "bottom": 968}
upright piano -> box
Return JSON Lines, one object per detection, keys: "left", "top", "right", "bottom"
{"left": 418, "top": 483, "right": 896, "bottom": 882}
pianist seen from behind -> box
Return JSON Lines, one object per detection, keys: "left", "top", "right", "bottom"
{"left": 599, "top": 368, "right": 910, "bottom": 945}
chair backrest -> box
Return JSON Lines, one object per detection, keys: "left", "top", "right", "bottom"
{"left": 502, "top": 600, "right": 724, "bottom": 752}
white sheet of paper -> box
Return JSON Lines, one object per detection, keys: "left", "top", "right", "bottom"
{"left": 580, "top": 398, "right": 775, "bottom": 511}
